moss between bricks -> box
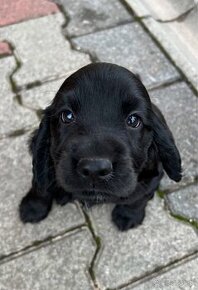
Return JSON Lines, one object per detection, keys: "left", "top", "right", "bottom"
{"left": 157, "top": 189, "right": 198, "bottom": 230}
{"left": 8, "top": 128, "right": 27, "bottom": 138}
{"left": 81, "top": 208, "right": 101, "bottom": 289}
{"left": 157, "top": 189, "right": 165, "bottom": 199}
{"left": 36, "top": 109, "right": 43, "bottom": 120}
{"left": 8, "top": 42, "right": 21, "bottom": 94}
{"left": 0, "top": 224, "right": 85, "bottom": 265}
{"left": 170, "top": 213, "right": 198, "bottom": 230}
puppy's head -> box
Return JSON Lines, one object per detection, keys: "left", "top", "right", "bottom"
{"left": 32, "top": 63, "right": 181, "bottom": 202}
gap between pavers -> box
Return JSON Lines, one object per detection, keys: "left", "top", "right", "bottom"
{"left": 165, "top": 184, "right": 198, "bottom": 223}
{"left": 125, "top": 0, "right": 196, "bottom": 22}
{"left": 72, "top": 22, "right": 180, "bottom": 90}
{"left": 53, "top": 0, "right": 133, "bottom": 37}
{"left": 0, "top": 13, "right": 91, "bottom": 91}
{"left": 0, "top": 56, "right": 39, "bottom": 138}
{"left": 125, "top": 0, "right": 198, "bottom": 91}
{"left": 0, "top": 133, "right": 86, "bottom": 258}
{"left": 122, "top": 255, "right": 198, "bottom": 290}
{"left": 0, "top": 228, "right": 96, "bottom": 290}
{"left": 20, "top": 77, "right": 68, "bottom": 111}
{"left": 87, "top": 195, "right": 198, "bottom": 289}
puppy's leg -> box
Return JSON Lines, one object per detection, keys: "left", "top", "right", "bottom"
{"left": 112, "top": 198, "right": 148, "bottom": 231}
{"left": 112, "top": 173, "right": 162, "bottom": 231}
{"left": 19, "top": 186, "right": 53, "bottom": 223}
{"left": 54, "top": 188, "right": 73, "bottom": 206}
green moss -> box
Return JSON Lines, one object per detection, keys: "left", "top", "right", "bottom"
{"left": 14, "top": 94, "right": 22, "bottom": 105}
{"left": 26, "top": 81, "right": 42, "bottom": 90}
{"left": 8, "top": 42, "right": 22, "bottom": 94}
{"left": 81, "top": 207, "right": 101, "bottom": 288}
{"left": 36, "top": 109, "right": 43, "bottom": 120}
{"left": 10, "top": 77, "right": 19, "bottom": 93}
{"left": 156, "top": 189, "right": 198, "bottom": 230}
{"left": 157, "top": 189, "right": 166, "bottom": 199}
{"left": 170, "top": 213, "right": 198, "bottom": 230}
{"left": 8, "top": 128, "right": 26, "bottom": 137}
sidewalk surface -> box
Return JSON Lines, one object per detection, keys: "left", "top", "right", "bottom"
{"left": 0, "top": 1, "right": 197, "bottom": 289}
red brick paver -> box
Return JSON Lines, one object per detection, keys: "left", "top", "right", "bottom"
{"left": 0, "top": 42, "right": 12, "bottom": 56}
{"left": 0, "top": 0, "right": 59, "bottom": 27}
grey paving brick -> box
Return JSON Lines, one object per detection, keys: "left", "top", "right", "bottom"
{"left": 125, "top": 0, "right": 195, "bottom": 21}
{"left": 88, "top": 196, "right": 198, "bottom": 289}
{"left": 143, "top": 11, "right": 198, "bottom": 90}
{"left": 0, "top": 57, "right": 38, "bottom": 138}
{"left": 125, "top": 0, "right": 198, "bottom": 90}
{"left": 123, "top": 256, "right": 198, "bottom": 290}
{"left": 166, "top": 185, "right": 198, "bottom": 222}
{"left": 55, "top": 0, "right": 132, "bottom": 37}
{"left": 21, "top": 77, "right": 66, "bottom": 110}
{"left": 0, "top": 228, "right": 95, "bottom": 290}
{"left": 0, "top": 134, "right": 85, "bottom": 257}
{"left": 0, "top": 13, "right": 90, "bottom": 90}
{"left": 149, "top": 82, "right": 198, "bottom": 192}
{"left": 72, "top": 22, "right": 179, "bottom": 89}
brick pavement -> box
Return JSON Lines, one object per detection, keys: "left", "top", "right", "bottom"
{"left": 0, "top": 1, "right": 197, "bottom": 289}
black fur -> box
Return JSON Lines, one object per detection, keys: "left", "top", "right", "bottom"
{"left": 19, "top": 63, "right": 182, "bottom": 231}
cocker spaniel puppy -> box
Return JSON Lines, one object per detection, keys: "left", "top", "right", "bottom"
{"left": 19, "top": 63, "right": 182, "bottom": 231}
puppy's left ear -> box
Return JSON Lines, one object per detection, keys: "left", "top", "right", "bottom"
{"left": 151, "top": 104, "right": 182, "bottom": 182}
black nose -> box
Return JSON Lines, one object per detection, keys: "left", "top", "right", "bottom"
{"left": 77, "top": 158, "right": 112, "bottom": 179}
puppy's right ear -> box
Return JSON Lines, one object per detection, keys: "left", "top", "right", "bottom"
{"left": 19, "top": 111, "right": 55, "bottom": 223}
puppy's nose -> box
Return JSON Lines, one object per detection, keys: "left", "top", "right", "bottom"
{"left": 77, "top": 158, "right": 112, "bottom": 179}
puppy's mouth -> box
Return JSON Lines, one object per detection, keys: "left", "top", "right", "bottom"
{"left": 58, "top": 172, "right": 137, "bottom": 202}
{"left": 72, "top": 188, "right": 130, "bottom": 204}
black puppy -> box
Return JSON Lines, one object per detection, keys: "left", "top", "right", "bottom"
{"left": 19, "top": 63, "right": 182, "bottom": 231}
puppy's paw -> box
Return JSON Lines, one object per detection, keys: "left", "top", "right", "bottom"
{"left": 55, "top": 190, "right": 72, "bottom": 206}
{"left": 112, "top": 205, "right": 145, "bottom": 231}
{"left": 19, "top": 193, "right": 51, "bottom": 223}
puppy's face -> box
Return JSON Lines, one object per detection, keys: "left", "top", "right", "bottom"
{"left": 48, "top": 63, "right": 154, "bottom": 202}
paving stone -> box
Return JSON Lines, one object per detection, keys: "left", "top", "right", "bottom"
{"left": 0, "top": 228, "right": 95, "bottom": 290}
{"left": 124, "top": 256, "right": 198, "bottom": 290}
{"left": 88, "top": 196, "right": 198, "bottom": 289}
{"left": 125, "top": 0, "right": 195, "bottom": 21}
{"left": 166, "top": 185, "right": 198, "bottom": 222}
{"left": 73, "top": 23, "right": 179, "bottom": 89}
{"left": 149, "top": 82, "right": 198, "bottom": 191}
{"left": 0, "top": 0, "right": 59, "bottom": 27}
{"left": 54, "top": 0, "right": 132, "bottom": 37}
{"left": 0, "top": 42, "right": 12, "bottom": 56}
{"left": 0, "top": 134, "right": 85, "bottom": 257}
{"left": 21, "top": 77, "right": 66, "bottom": 110}
{"left": 0, "top": 57, "right": 38, "bottom": 138}
{"left": 0, "top": 13, "right": 91, "bottom": 90}
{"left": 143, "top": 12, "right": 198, "bottom": 90}
{"left": 126, "top": 0, "right": 198, "bottom": 89}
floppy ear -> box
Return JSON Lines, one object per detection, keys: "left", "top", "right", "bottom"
{"left": 30, "top": 112, "right": 55, "bottom": 196}
{"left": 19, "top": 111, "right": 56, "bottom": 223}
{"left": 151, "top": 104, "right": 182, "bottom": 182}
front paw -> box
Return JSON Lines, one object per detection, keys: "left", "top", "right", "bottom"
{"left": 19, "top": 191, "right": 52, "bottom": 223}
{"left": 112, "top": 205, "right": 145, "bottom": 231}
{"left": 54, "top": 190, "right": 72, "bottom": 206}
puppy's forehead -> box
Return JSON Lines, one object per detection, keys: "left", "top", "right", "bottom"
{"left": 56, "top": 63, "right": 150, "bottom": 109}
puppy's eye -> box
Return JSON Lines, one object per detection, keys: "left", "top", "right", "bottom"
{"left": 61, "top": 110, "right": 75, "bottom": 123}
{"left": 127, "top": 114, "right": 141, "bottom": 128}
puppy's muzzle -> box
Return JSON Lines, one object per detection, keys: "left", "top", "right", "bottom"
{"left": 77, "top": 158, "right": 113, "bottom": 180}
